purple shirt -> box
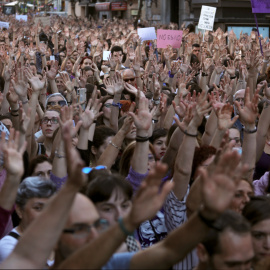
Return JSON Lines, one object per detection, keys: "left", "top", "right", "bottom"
{"left": 253, "top": 171, "right": 269, "bottom": 196}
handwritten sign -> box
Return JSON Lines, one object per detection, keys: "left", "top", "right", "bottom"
{"left": 137, "top": 27, "right": 157, "bottom": 41}
{"left": 0, "top": 21, "right": 9, "bottom": 29}
{"left": 198, "top": 5, "right": 216, "bottom": 31}
{"left": 251, "top": 0, "right": 270, "bottom": 13}
{"left": 16, "top": 15, "right": 27, "bottom": 21}
{"left": 157, "top": 29, "right": 183, "bottom": 48}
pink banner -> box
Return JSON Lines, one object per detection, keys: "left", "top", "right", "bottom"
{"left": 157, "top": 29, "right": 183, "bottom": 49}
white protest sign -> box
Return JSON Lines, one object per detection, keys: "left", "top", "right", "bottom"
{"left": 16, "top": 15, "right": 27, "bottom": 21}
{"left": 103, "top": 50, "right": 110, "bottom": 61}
{"left": 198, "top": 5, "right": 216, "bottom": 31}
{"left": 0, "top": 21, "right": 9, "bottom": 29}
{"left": 137, "top": 27, "right": 157, "bottom": 41}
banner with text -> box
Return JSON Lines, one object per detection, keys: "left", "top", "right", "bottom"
{"left": 0, "top": 21, "right": 9, "bottom": 29}
{"left": 251, "top": 0, "right": 270, "bottom": 13}
{"left": 157, "top": 29, "right": 183, "bottom": 48}
{"left": 198, "top": 5, "right": 216, "bottom": 31}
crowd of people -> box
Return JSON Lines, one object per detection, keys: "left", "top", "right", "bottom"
{"left": 0, "top": 11, "right": 269, "bottom": 270}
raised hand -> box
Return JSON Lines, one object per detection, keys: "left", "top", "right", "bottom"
{"left": 217, "top": 103, "right": 239, "bottom": 131}
{"left": 25, "top": 67, "right": 45, "bottom": 93}
{"left": 11, "top": 68, "right": 28, "bottom": 98}
{"left": 60, "top": 72, "right": 74, "bottom": 93}
{"left": 3, "top": 128, "right": 27, "bottom": 177}
{"left": 129, "top": 97, "right": 152, "bottom": 136}
{"left": 124, "top": 82, "right": 145, "bottom": 98}
{"left": 46, "top": 60, "right": 59, "bottom": 80}
{"left": 19, "top": 102, "right": 31, "bottom": 134}
{"left": 234, "top": 87, "right": 259, "bottom": 127}
{"left": 113, "top": 71, "right": 124, "bottom": 95}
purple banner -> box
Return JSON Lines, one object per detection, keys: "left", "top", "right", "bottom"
{"left": 251, "top": 0, "right": 270, "bottom": 13}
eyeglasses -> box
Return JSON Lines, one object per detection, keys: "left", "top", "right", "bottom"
{"left": 235, "top": 98, "right": 244, "bottom": 103}
{"left": 82, "top": 165, "right": 107, "bottom": 174}
{"left": 41, "top": 117, "right": 59, "bottom": 125}
{"left": 47, "top": 100, "right": 67, "bottom": 107}
{"left": 103, "top": 103, "right": 112, "bottom": 108}
{"left": 63, "top": 219, "right": 109, "bottom": 237}
{"left": 124, "top": 78, "right": 135, "bottom": 82}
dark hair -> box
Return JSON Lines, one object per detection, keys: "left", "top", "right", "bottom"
{"left": 190, "top": 54, "right": 200, "bottom": 65}
{"left": 202, "top": 210, "right": 251, "bottom": 256}
{"left": 111, "top": 46, "right": 123, "bottom": 55}
{"left": 0, "top": 114, "right": 11, "bottom": 122}
{"left": 242, "top": 196, "right": 270, "bottom": 226}
{"left": 191, "top": 145, "right": 217, "bottom": 182}
{"left": 192, "top": 43, "right": 200, "bottom": 48}
{"left": 0, "top": 76, "right": 5, "bottom": 93}
{"left": 149, "top": 128, "right": 168, "bottom": 144}
{"left": 85, "top": 174, "right": 133, "bottom": 204}
{"left": 186, "top": 24, "right": 195, "bottom": 33}
{"left": 28, "top": 155, "right": 52, "bottom": 177}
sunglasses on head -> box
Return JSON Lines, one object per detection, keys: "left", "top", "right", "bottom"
{"left": 47, "top": 100, "right": 67, "bottom": 107}
{"left": 124, "top": 78, "right": 135, "bottom": 82}
{"left": 82, "top": 165, "right": 107, "bottom": 174}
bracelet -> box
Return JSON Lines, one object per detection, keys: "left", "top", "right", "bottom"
{"left": 243, "top": 126, "right": 257, "bottom": 134}
{"left": 136, "top": 136, "right": 149, "bottom": 142}
{"left": 41, "top": 54, "right": 45, "bottom": 57}
{"left": 230, "top": 75, "right": 236, "bottom": 79}
{"left": 55, "top": 150, "right": 66, "bottom": 158}
{"left": 168, "top": 70, "right": 175, "bottom": 78}
{"left": 11, "top": 107, "right": 19, "bottom": 113}
{"left": 152, "top": 98, "right": 160, "bottom": 105}
{"left": 112, "top": 102, "right": 123, "bottom": 109}
{"left": 183, "top": 129, "right": 198, "bottom": 137}
{"left": 11, "top": 113, "right": 19, "bottom": 117}
{"left": 263, "top": 59, "right": 269, "bottom": 63}
{"left": 118, "top": 217, "right": 134, "bottom": 236}
{"left": 110, "top": 69, "right": 115, "bottom": 71}
{"left": 22, "top": 99, "right": 29, "bottom": 104}
{"left": 198, "top": 209, "right": 221, "bottom": 231}
{"left": 109, "top": 140, "right": 121, "bottom": 151}
{"left": 202, "top": 72, "right": 208, "bottom": 77}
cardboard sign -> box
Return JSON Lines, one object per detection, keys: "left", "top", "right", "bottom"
{"left": 16, "top": 15, "right": 27, "bottom": 21}
{"left": 103, "top": 50, "right": 110, "bottom": 61}
{"left": 0, "top": 21, "right": 9, "bottom": 29}
{"left": 251, "top": 0, "right": 270, "bottom": 13}
{"left": 137, "top": 27, "right": 157, "bottom": 41}
{"left": 157, "top": 29, "right": 183, "bottom": 48}
{"left": 198, "top": 5, "right": 216, "bottom": 31}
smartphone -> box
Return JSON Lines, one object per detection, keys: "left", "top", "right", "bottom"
{"left": 77, "top": 88, "right": 87, "bottom": 110}
{"left": 57, "top": 30, "right": 62, "bottom": 34}
{"left": 50, "top": 55, "right": 55, "bottom": 61}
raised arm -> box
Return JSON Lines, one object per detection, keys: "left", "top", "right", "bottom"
{"left": 0, "top": 121, "right": 86, "bottom": 269}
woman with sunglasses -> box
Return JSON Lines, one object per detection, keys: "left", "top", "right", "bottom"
{"left": 45, "top": 93, "right": 68, "bottom": 110}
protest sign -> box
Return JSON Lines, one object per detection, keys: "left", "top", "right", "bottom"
{"left": 16, "top": 15, "right": 27, "bottom": 21}
{"left": 0, "top": 21, "right": 9, "bottom": 29}
{"left": 103, "top": 51, "right": 110, "bottom": 61}
{"left": 198, "top": 5, "right": 216, "bottom": 31}
{"left": 157, "top": 29, "right": 183, "bottom": 48}
{"left": 137, "top": 27, "right": 157, "bottom": 41}
{"left": 251, "top": 0, "right": 270, "bottom": 13}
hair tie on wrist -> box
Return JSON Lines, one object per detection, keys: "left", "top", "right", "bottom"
{"left": 183, "top": 129, "right": 198, "bottom": 137}
{"left": 112, "top": 102, "right": 122, "bottom": 109}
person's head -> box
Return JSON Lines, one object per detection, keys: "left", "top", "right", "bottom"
{"left": 28, "top": 155, "right": 53, "bottom": 179}
{"left": 111, "top": 45, "right": 123, "bottom": 62}
{"left": 191, "top": 146, "right": 217, "bottom": 182}
{"left": 123, "top": 69, "right": 136, "bottom": 86}
{"left": 55, "top": 193, "right": 107, "bottom": 263}
{"left": 233, "top": 89, "right": 245, "bottom": 114}
{"left": 90, "top": 126, "right": 116, "bottom": 162}
{"left": 230, "top": 179, "right": 253, "bottom": 213}
{"left": 100, "top": 96, "right": 114, "bottom": 121}
{"left": 229, "top": 127, "right": 242, "bottom": 148}
{"left": 15, "top": 178, "right": 56, "bottom": 231}
{"left": 192, "top": 43, "right": 200, "bottom": 57}
{"left": 80, "top": 56, "right": 92, "bottom": 70}
{"left": 0, "top": 115, "right": 13, "bottom": 131}
{"left": 55, "top": 75, "right": 66, "bottom": 94}
{"left": 41, "top": 109, "right": 60, "bottom": 139}
{"left": 119, "top": 141, "right": 156, "bottom": 177}
{"left": 149, "top": 129, "right": 168, "bottom": 160}
{"left": 45, "top": 93, "right": 68, "bottom": 109}
{"left": 243, "top": 196, "right": 270, "bottom": 263}
{"left": 85, "top": 174, "right": 133, "bottom": 226}
{"left": 198, "top": 210, "right": 253, "bottom": 270}
{"left": 59, "top": 51, "right": 66, "bottom": 62}
{"left": 65, "top": 58, "right": 75, "bottom": 73}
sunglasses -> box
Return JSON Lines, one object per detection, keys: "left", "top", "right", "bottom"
{"left": 82, "top": 165, "right": 107, "bottom": 174}
{"left": 104, "top": 103, "right": 112, "bottom": 108}
{"left": 41, "top": 117, "right": 59, "bottom": 125}
{"left": 47, "top": 100, "right": 67, "bottom": 107}
{"left": 124, "top": 78, "right": 135, "bottom": 82}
